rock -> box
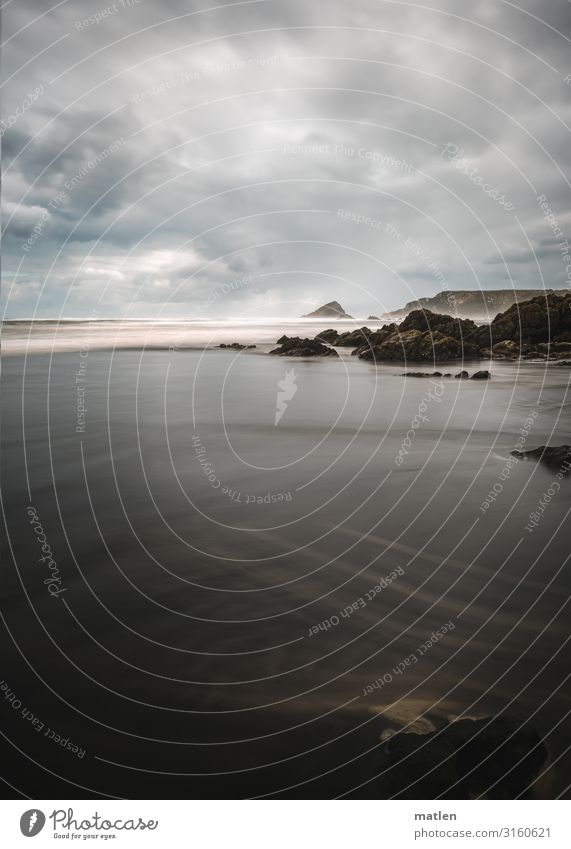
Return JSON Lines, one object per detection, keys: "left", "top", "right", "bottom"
{"left": 377, "top": 716, "right": 548, "bottom": 799}
{"left": 355, "top": 311, "right": 481, "bottom": 362}
{"left": 401, "top": 371, "right": 449, "bottom": 378}
{"left": 336, "top": 327, "right": 373, "bottom": 347}
{"left": 269, "top": 336, "right": 339, "bottom": 357}
{"left": 470, "top": 370, "right": 491, "bottom": 380}
{"left": 510, "top": 445, "right": 571, "bottom": 474}
{"left": 491, "top": 340, "right": 519, "bottom": 360}
{"left": 315, "top": 329, "right": 340, "bottom": 343}
{"left": 455, "top": 370, "right": 469, "bottom": 379}
{"left": 399, "top": 308, "right": 481, "bottom": 343}
{"left": 218, "top": 343, "right": 256, "bottom": 350}
{"left": 521, "top": 351, "right": 547, "bottom": 360}
{"left": 291, "top": 293, "right": 571, "bottom": 364}
{"left": 367, "top": 315, "right": 381, "bottom": 320}
{"left": 302, "top": 300, "right": 353, "bottom": 319}
{"left": 317, "top": 327, "right": 373, "bottom": 347}
{"left": 480, "top": 292, "right": 571, "bottom": 348}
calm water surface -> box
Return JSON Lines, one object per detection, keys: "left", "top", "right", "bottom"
{"left": 2, "top": 334, "right": 570, "bottom": 798}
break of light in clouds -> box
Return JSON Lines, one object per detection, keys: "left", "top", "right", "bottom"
{"left": 2, "top": 0, "right": 570, "bottom": 319}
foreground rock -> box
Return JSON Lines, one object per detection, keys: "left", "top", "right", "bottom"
{"left": 302, "top": 300, "right": 353, "bottom": 319}
{"left": 269, "top": 336, "right": 339, "bottom": 357}
{"left": 510, "top": 445, "right": 571, "bottom": 474}
{"left": 377, "top": 716, "right": 548, "bottom": 799}
{"left": 479, "top": 292, "right": 571, "bottom": 353}
{"left": 316, "top": 326, "right": 379, "bottom": 347}
{"left": 355, "top": 309, "right": 482, "bottom": 362}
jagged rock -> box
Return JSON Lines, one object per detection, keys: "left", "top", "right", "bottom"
{"left": 480, "top": 292, "right": 571, "bottom": 348}
{"left": 399, "top": 308, "right": 481, "bottom": 343}
{"left": 510, "top": 445, "right": 571, "bottom": 474}
{"left": 377, "top": 716, "right": 548, "bottom": 799}
{"left": 358, "top": 328, "right": 479, "bottom": 362}
{"left": 336, "top": 327, "right": 373, "bottom": 347}
{"left": 269, "top": 336, "right": 339, "bottom": 357}
{"left": 367, "top": 315, "right": 381, "bottom": 320}
{"left": 316, "top": 327, "right": 373, "bottom": 347}
{"left": 315, "top": 329, "right": 340, "bottom": 343}
{"left": 470, "top": 370, "right": 491, "bottom": 380}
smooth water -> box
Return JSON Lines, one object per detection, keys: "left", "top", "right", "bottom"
{"left": 2, "top": 339, "right": 570, "bottom": 798}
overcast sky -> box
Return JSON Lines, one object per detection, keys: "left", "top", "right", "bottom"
{"left": 2, "top": 0, "right": 570, "bottom": 318}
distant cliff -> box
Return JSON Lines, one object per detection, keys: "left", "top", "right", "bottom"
{"left": 387, "top": 289, "right": 556, "bottom": 320}
{"left": 302, "top": 300, "right": 353, "bottom": 319}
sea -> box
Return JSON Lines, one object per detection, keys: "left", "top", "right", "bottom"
{"left": 2, "top": 319, "right": 570, "bottom": 798}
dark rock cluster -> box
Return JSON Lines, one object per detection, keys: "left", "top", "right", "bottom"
{"left": 377, "top": 716, "right": 548, "bottom": 799}
{"left": 269, "top": 336, "right": 339, "bottom": 357}
{"left": 304, "top": 293, "right": 571, "bottom": 363}
{"left": 402, "top": 370, "right": 490, "bottom": 380}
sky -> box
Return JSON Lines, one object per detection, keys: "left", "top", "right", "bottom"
{"left": 2, "top": 0, "right": 571, "bottom": 319}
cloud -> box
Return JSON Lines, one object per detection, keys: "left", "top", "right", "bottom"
{"left": 2, "top": 0, "right": 570, "bottom": 317}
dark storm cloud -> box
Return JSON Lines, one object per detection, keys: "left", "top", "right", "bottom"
{"left": 2, "top": 0, "right": 570, "bottom": 317}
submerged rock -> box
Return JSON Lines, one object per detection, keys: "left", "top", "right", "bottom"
{"left": 218, "top": 343, "right": 256, "bottom": 350}
{"left": 402, "top": 371, "right": 449, "bottom": 378}
{"left": 455, "top": 371, "right": 469, "bottom": 379}
{"left": 470, "top": 370, "right": 491, "bottom": 380}
{"left": 510, "top": 445, "right": 571, "bottom": 474}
